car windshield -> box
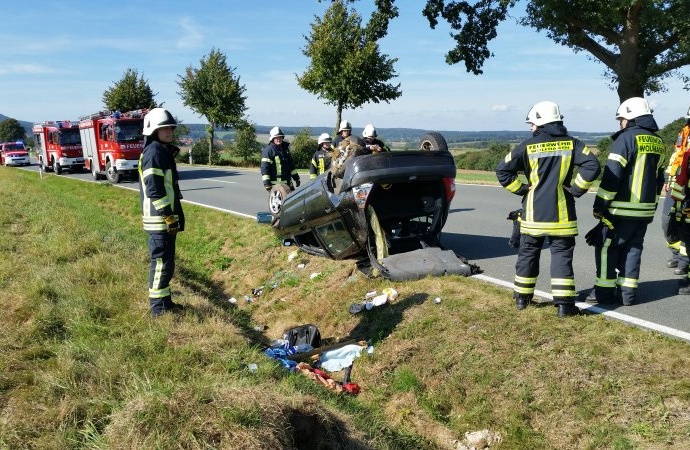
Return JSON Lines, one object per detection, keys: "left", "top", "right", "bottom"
{"left": 6, "top": 144, "right": 25, "bottom": 150}
{"left": 58, "top": 129, "right": 81, "bottom": 145}
{"left": 115, "top": 121, "right": 144, "bottom": 142}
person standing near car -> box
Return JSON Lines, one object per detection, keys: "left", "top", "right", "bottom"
{"left": 660, "top": 106, "right": 690, "bottom": 275}
{"left": 585, "top": 97, "right": 665, "bottom": 306}
{"left": 261, "top": 126, "right": 300, "bottom": 191}
{"left": 138, "top": 108, "right": 185, "bottom": 317}
{"left": 310, "top": 133, "right": 333, "bottom": 179}
{"left": 362, "top": 124, "right": 389, "bottom": 154}
{"left": 332, "top": 120, "right": 352, "bottom": 148}
{"left": 496, "top": 101, "right": 600, "bottom": 317}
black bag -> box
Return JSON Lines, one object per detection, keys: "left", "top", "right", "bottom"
{"left": 283, "top": 324, "right": 322, "bottom": 348}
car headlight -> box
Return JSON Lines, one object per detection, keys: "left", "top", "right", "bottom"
{"left": 352, "top": 183, "right": 373, "bottom": 209}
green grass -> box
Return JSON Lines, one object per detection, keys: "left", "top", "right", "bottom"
{"left": 1, "top": 166, "right": 689, "bottom": 449}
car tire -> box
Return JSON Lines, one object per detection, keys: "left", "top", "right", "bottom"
{"left": 268, "top": 183, "right": 291, "bottom": 217}
{"left": 105, "top": 160, "right": 121, "bottom": 184}
{"left": 420, "top": 132, "right": 448, "bottom": 152}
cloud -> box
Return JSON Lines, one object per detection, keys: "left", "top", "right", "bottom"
{"left": 491, "top": 104, "right": 511, "bottom": 112}
{"left": 177, "top": 18, "right": 203, "bottom": 49}
{"left": 0, "top": 64, "right": 56, "bottom": 75}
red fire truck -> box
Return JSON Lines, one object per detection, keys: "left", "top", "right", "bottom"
{"left": 0, "top": 141, "right": 30, "bottom": 166}
{"left": 32, "top": 121, "right": 84, "bottom": 174}
{"left": 78, "top": 109, "right": 146, "bottom": 183}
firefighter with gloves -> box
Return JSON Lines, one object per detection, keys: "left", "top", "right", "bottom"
{"left": 496, "top": 101, "right": 600, "bottom": 317}
{"left": 661, "top": 106, "right": 690, "bottom": 275}
{"left": 138, "top": 108, "right": 185, "bottom": 316}
{"left": 309, "top": 133, "right": 333, "bottom": 179}
{"left": 261, "top": 126, "right": 300, "bottom": 191}
{"left": 585, "top": 97, "right": 665, "bottom": 306}
{"left": 362, "top": 124, "right": 389, "bottom": 154}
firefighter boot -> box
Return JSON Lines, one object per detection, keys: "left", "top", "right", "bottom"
{"left": 163, "top": 296, "right": 185, "bottom": 314}
{"left": 678, "top": 278, "right": 690, "bottom": 295}
{"left": 667, "top": 257, "right": 679, "bottom": 269}
{"left": 149, "top": 298, "right": 166, "bottom": 317}
{"left": 584, "top": 286, "right": 615, "bottom": 304}
{"left": 557, "top": 303, "right": 580, "bottom": 318}
{"left": 514, "top": 293, "right": 532, "bottom": 310}
{"left": 674, "top": 265, "right": 689, "bottom": 276}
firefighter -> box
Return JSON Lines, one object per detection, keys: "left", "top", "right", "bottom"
{"left": 332, "top": 120, "right": 352, "bottom": 148}
{"left": 362, "top": 124, "right": 389, "bottom": 154}
{"left": 496, "top": 101, "right": 600, "bottom": 317}
{"left": 309, "top": 133, "right": 333, "bottom": 179}
{"left": 661, "top": 106, "right": 690, "bottom": 274}
{"left": 138, "top": 108, "right": 185, "bottom": 316}
{"left": 261, "top": 126, "right": 300, "bottom": 191}
{"left": 585, "top": 97, "right": 665, "bottom": 306}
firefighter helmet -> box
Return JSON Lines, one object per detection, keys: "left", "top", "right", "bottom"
{"left": 525, "top": 101, "right": 563, "bottom": 126}
{"left": 615, "top": 97, "right": 652, "bottom": 120}
{"left": 338, "top": 120, "right": 352, "bottom": 132}
{"left": 269, "top": 126, "right": 285, "bottom": 140}
{"left": 142, "top": 108, "right": 177, "bottom": 136}
{"left": 363, "top": 124, "right": 377, "bottom": 138}
{"left": 318, "top": 133, "right": 332, "bottom": 145}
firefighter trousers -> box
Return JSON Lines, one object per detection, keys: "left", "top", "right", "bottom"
{"left": 661, "top": 190, "right": 689, "bottom": 266}
{"left": 147, "top": 232, "right": 177, "bottom": 311}
{"left": 593, "top": 219, "right": 648, "bottom": 304}
{"left": 513, "top": 234, "right": 576, "bottom": 305}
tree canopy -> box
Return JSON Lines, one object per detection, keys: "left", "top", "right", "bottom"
{"left": 102, "top": 68, "right": 158, "bottom": 112}
{"left": 299, "top": 0, "right": 402, "bottom": 131}
{"left": 0, "top": 118, "right": 27, "bottom": 142}
{"left": 420, "top": 0, "right": 690, "bottom": 100}
{"left": 177, "top": 48, "right": 247, "bottom": 165}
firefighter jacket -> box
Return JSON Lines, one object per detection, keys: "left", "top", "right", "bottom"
{"left": 363, "top": 138, "right": 389, "bottom": 154}
{"left": 138, "top": 140, "right": 185, "bottom": 233}
{"left": 496, "top": 122, "right": 600, "bottom": 237}
{"left": 261, "top": 141, "right": 299, "bottom": 188}
{"left": 665, "top": 122, "right": 690, "bottom": 183}
{"left": 593, "top": 115, "right": 665, "bottom": 223}
{"left": 309, "top": 148, "right": 332, "bottom": 179}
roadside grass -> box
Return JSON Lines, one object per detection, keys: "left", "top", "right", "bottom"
{"left": 1, "top": 166, "right": 689, "bottom": 449}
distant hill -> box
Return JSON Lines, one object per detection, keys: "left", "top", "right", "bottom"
{"left": 2, "top": 113, "right": 609, "bottom": 145}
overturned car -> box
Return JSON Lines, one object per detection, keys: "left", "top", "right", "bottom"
{"left": 267, "top": 133, "right": 477, "bottom": 281}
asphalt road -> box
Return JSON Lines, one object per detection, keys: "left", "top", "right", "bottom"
{"left": 18, "top": 160, "right": 690, "bottom": 341}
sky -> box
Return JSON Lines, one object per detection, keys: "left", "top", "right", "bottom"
{"left": 1, "top": 1, "right": 689, "bottom": 133}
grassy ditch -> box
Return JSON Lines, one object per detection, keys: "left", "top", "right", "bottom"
{"left": 1, "top": 167, "right": 689, "bottom": 449}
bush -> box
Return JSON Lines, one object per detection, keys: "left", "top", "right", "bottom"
{"left": 185, "top": 138, "right": 222, "bottom": 165}
{"left": 289, "top": 128, "right": 317, "bottom": 170}
{"left": 455, "top": 141, "right": 510, "bottom": 171}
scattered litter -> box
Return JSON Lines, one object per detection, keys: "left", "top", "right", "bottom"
{"left": 367, "top": 344, "right": 374, "bottom": 354}
{"left": 287, "top": 250, "right": 299, "bottom": 261}
{"left": 228, "top": 297, "right": 237, "bottom": 304}
{"left": 319, "top": 344, "right": 365, "bottom": 372}
{"left": 297, "top": 263, "right": 306, "bottom": 269}
{"left": 252, "top": 286, "right": 264, "bottom": 296}
{"left": 247, "top": 363, "right": 258, "bottom": 373}
{"left": 309, "top": 272, "right": 320, "bottom": 280}
{"left": 244, "top": 295, "right": 254, "bottom": 303}
{"left": 349, "top": 303, "right": 365, "bottom": 314}
{"left": 434, "top": 297, "right": 441, "bottom": 304}
{"left": 253, "top": 324, "right": 267, "bottom": 332}
{"left": 365, "top": 290, "right": 378, "bottom": 298}
{"left": 382, "top": 287, "right": 398, "bottom": 300}
{"left": 256, "top": 212, "right": 273, "bottom": 224}
{"left": 349, "top": 287, "right": 398, "bottom": 314}
{"left": 453, "top": 429, "right": 502, "bottom": 450}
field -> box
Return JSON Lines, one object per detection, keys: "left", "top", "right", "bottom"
{"left": 1, "top": 167, "right": 689, "bottom": 449}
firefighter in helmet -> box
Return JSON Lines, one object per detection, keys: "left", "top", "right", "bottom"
{"left": 310, "top": 133, "right": 333, "bottom": 179}
{"left": 585, "top": 97, "right": 665, "bottom": 306}
{"left": 362, "top": 124, "right": 389, "bottom": 154}
{"left": 261, "top": 126, "right": 300, "bottom": 191}
{"left": 332, "top": 120, "right": 352, "bottom": 148}
{"left": 661, "top": 106, "right": 690, "bottom": 276}
{"left": 496, "top": 101, "right": 600, "bottom": 317}
{"left": 138, "top": 107, "right": 185, "bottom": 316}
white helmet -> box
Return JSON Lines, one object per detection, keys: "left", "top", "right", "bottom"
{"left": 525, "top": 101, "right": 563, "bottom": 126}
{"left": 338, "top": 120, "right": 352, "bottom": 132}
{"left": 362, "top": 124, "right": 377, "bottom": 138}
{"left": 269, "top": 126, "right": 284, "bottom": 140}
{"left": 142, "top": 108, "right": 176, "bottom": 136}
{"left": 317, "top": 133, "right": 332, "bottom": 145}
{"left": 615, "top": 97, "right": 652, "bottom": 120}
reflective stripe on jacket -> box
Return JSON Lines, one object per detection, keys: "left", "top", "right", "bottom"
{"left": 261, "top": 141, "right": 297, "bottom": 185}
{"left": 309, "top": 149, "right": 332, "bottom": 179}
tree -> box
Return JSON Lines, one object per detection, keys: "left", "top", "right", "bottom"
{"left": 102, "top": 68, "right": 158, "bottom": 112}
{"left": 0, "top": 118, "right": 27, "bottom": 142}
{"left": 233, "top": 121, "right": 262, "bottom": 164}
{"left": 420, "top": 0, "right": 690, "bottom": 100}
{"left": 177, "top": 48, "right": 248, "bottom": 165}
{"left": 298, "top": 1, "right": 402, "bottom": 131}
{"left": 290, "top": 129, "right": 318, "bottom": 170}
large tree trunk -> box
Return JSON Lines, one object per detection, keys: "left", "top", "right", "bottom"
{"left": 615, "top": 1, "right": 645, "bottom": 102}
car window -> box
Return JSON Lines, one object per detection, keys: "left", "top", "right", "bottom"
{"left": 315, "top": 220, "right": 356, "bottom": 257}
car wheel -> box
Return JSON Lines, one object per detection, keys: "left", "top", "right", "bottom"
{"left": 420, "top": 132, "right": 448, "bottom": 152}
{"left": 105, "top": 160, "right": 121, "bottom": 184}
{"left": 268, "top": 184, "right": 291, "bottom": 217}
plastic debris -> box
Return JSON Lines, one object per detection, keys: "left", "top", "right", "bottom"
{"left": 287, "top": 250, "right": 299, "bottom": 261}
{"left": 309, "top": 272, "right": 320, "bottom": 280}
{"left": 434, "top": 297, "right": 441, "bottom": 304}
{"left": 247, "top": 363, "right": 258, "bottom": 373}
{"left": 297, "top": 263, "right": 306, "bottom": 269}
{"left": 252, "top": 286, "right": 264, "bottom": 296}
{"left": 383, "top": 287, "right": 398, "bottom": 300}
{"left": 365, "top": 290, "right": 378, "bottom": 298}
{"left": 228, "top": 297, "right": 237, "bottom": 304}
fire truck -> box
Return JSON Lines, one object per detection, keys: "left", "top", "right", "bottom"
{"left": 32, "top": 121, "right": 84, "bottom": 174}
{"left": 78, "top": 109, "right": 147, "bottom": 183}
{"left": 0, "top": 141, "right": 30, "bottom": 166}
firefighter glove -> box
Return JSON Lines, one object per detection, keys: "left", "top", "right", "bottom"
{"left": 593, "top": 208, "right": 614, "bottom": 230}
{"left": 164, "top": 215, "right": 180, "bottom": 235}
{"left": 585, "top": 222, "right": 609, "bottom": 247}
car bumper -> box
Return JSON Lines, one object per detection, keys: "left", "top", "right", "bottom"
{"left": 4, "top": 157, "right": 30, "bottom": 165}
{"left": 115, "top": 159, "right": 139, "bottom": 171}
{"left": 58, "top": 157, "right": 85, "bottom": 166}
